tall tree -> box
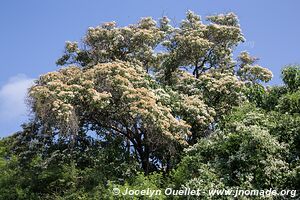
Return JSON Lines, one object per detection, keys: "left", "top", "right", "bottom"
{"left": 28, "top": 11, "right": 272, "bottom": 174}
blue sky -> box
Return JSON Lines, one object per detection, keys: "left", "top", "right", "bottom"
{"left": 0, "top": 0, "right": 299, "bottom": 137}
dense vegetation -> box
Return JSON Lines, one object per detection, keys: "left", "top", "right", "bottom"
{"left": 0, "top": 11, "right": 299, "bottom": 199}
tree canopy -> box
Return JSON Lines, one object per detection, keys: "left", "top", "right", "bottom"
{"left": 0, "top": 11, "right": 298, "bottom": 200}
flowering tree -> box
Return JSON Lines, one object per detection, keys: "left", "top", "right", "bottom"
{"left": 2, "top": 11, "right": 300, "bottom": 200}
{"left": 28, "top": 11, "right": 272, "bottom": 174}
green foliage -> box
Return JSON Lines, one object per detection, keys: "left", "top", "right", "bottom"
{"left": 244, "top": 65, "right": 300, "bottom": 114}
{"left": 0, "top": 122, "right": 139, "bottom": 199}
{"left": 171, "top": 104, "right": 299, "bottom": 199}
{"left": 105, "top": 172, "right": 167, "bottom": 200}
{"left": 277, "top": 90, "right": 300, "bottom": 114}
{"left": 282, "top": 65, "right": 300, "bottom": 92}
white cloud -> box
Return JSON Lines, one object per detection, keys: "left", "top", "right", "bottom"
{"left": 0, "top": 74, "right": 35, "bottom": 137}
